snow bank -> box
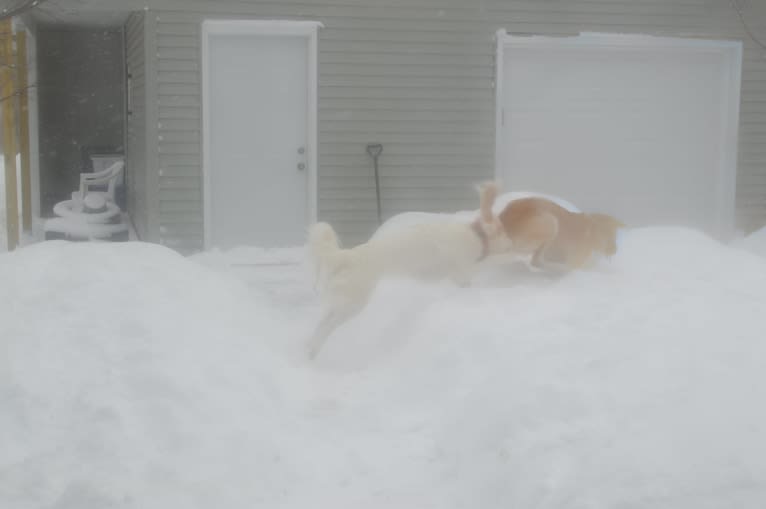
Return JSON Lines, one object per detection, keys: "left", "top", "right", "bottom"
{"left": 0, "top": 241, "right": 302, "bottom": 508}
{"left": 2, "top": 229, "right": 766, "bottom": 508}
{"left": 737, "top": 226, "right": 766, "bottom": 258}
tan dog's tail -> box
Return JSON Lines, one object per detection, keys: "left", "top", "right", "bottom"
{"left": 477, "top": 181, "right": 498, "bottom": 224}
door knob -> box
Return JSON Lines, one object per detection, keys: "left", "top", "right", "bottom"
{"left": 297, "top": 147, "right": 305, "bottom": 155}
{"left": 297, "top": 162, "right": 306, "bottom": 170}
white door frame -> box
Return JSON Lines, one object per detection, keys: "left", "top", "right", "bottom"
{"left": 201, "top": 19, "right": 322, "bottom": 250}
{"left": 494, "top": 31, "right": 743, "bottom": 238}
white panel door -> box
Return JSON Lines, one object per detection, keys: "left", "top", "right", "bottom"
{"left": 207, "top": 33, "right": 308, "bottom": 249}
{"left": 498, "top": 35, "right": 741, "bottom": 237}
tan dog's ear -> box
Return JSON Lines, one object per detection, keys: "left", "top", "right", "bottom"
{"left": 608, "top": 216, "right": 626, "bottom": 230}
{"left": 592, "top": 213, "right": 625, "bottom": 230}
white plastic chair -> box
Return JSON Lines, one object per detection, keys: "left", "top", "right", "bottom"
{"left": 45, "top": 159, "right": 129, "bottom": 240}
{"left": 71, "top": 160, "right": 125, "bottom": 209}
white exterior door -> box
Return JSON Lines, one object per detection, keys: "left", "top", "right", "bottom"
{"left": 203, "top": 21, "right": 319, "bottom": 249}
{"left": 496, "top": 34, "right": 742, "bottom": 238}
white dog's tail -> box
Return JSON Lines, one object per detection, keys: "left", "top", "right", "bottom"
{"left": 307, "top": 222, "right": 346, "bottom": 291}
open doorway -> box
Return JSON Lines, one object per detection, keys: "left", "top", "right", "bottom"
{"left": 36, "top": 27, "right": 127, "bottom": 215}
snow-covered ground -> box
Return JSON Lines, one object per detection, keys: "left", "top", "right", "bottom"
{"left": 2, "top": 223, "right": 766, "bottom": 508}
{"left": 735, "top": 226, "right": 766, "bottom": 259}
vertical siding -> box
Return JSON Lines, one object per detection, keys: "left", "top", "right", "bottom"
{"left": 126, "top": 12, "right": 148, "bottom": 239}
{"left": 143, "top": 0, "right": 766, "bottom": 252}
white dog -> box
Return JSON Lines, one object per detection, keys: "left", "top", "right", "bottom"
{"left": 306, "top": 182, "right": 505, "bottom": 359}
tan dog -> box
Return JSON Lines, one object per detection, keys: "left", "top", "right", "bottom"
{"left": 496, "top": 196, "right": 625, "bottom": 271}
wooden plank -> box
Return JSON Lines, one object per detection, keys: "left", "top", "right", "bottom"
{"left": 16, "top": 30, "right": 31, "bottom": 233}
{"left": 0, "top": 19, "right": 19, "bottom": 250}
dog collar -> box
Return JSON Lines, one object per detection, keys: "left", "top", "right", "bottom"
{"left": 470, "top": 219, "right": 489, "bottom": 261}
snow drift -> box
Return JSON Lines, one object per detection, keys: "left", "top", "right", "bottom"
{"left": 737, "top": 226, "right": 766, "bottom": 259}
{"left": 1, "top": 227, "right": 766, "bottom": 508}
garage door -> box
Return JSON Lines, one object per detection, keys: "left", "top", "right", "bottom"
{"left": 495, "top": 33, "right": 742, "bottom": 238}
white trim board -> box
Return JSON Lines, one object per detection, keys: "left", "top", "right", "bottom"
{"left": 494, "top": 31, "right": 743, "bottom": 239}
{"left": 200, "top": 19, "right": 321, "bottom": 250}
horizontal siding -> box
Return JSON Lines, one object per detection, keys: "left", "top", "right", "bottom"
{"left": 152, "top": 2, "right": 494, "bottom": 249}
{"left": 126, "top": 12, "right": 149, "bottom": 239}
{"left": 145, "top": 0, "right": 766, "bottom": 251}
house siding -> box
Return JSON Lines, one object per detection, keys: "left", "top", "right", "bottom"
{"left": 140, "top": 0, "right": 766, "bottom": 252}
{"left": 126, "top": 12, "right": 148, "bottom": 239}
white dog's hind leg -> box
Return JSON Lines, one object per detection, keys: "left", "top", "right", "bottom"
{"left": 450, "top": 268, "right": 473, "bottom": 288}
{"left": 308, "top": 310, "right": 340, "bottom": 359}
{"left": 307, "top": 301, "right": 362, "bottom": 360}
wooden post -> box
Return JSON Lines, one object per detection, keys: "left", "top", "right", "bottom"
{"left": 0, "top": 18, "right": 20, "bottom": 250}
{"left": 16, "top": 30, "right": 31, "bottom": 233}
